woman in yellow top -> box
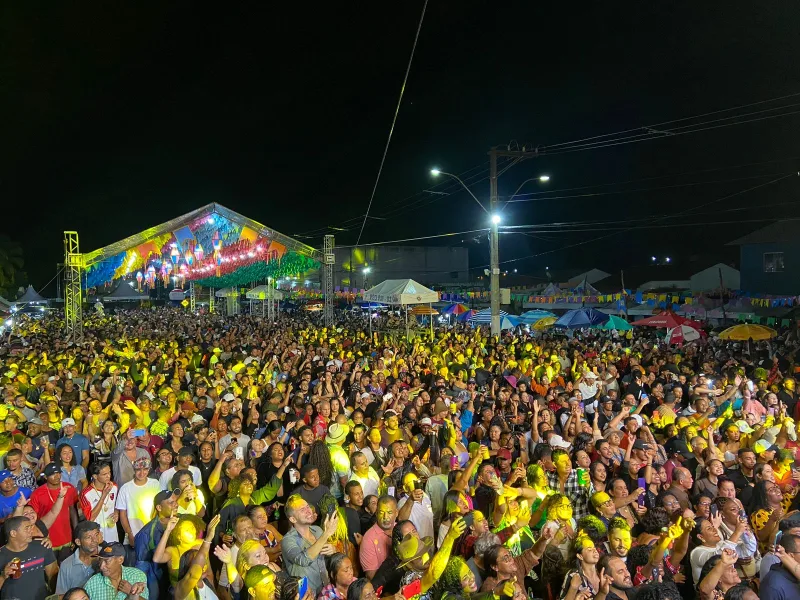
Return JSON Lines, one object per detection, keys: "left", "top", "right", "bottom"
{"left": 748, "top": 480, "right": 786, "bottom": 554}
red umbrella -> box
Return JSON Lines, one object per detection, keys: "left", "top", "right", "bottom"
{"left": 631, "top": 311, "right": 693, "bottom": 329}
{"left": 665, "top": 325, "right": 704, "bottom": 345}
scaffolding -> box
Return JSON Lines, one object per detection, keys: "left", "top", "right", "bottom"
{"left": 64, "top": 231, "right": 84, "bottom": 344}
{"left": 209, "top": 288, "right": 214, "bottom": 313}
{"left": 323, "top": 235, "right": 334, "bottom": 327}
{"left": 189, "top": 282, "right": 196, "bottom": 312}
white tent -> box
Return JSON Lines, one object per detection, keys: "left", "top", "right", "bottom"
{"left": 362, "top": 279, "right": 439, "bottom": 339}
{"left": 245, "top": 286, "right": 284, "bottom": 300}
{"left": 16, "top": 285, "right": 47, "bottom": 304}
{"left": 215, "top": 288, "right": 240, "bottom": 298}
{"left": 362, "top": 279, "right": 438, "bottom": 305}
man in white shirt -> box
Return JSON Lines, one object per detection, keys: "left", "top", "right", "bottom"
{"left": 79, "top": 462, "right": 119, "bottom": 542}
{"left": 158, "top": 446, "right": 202, "bottom": 490}
{"left": 116, "top": 457, "right": 161, "bottom": 544}
{"left": 350, "top": 451, "right": 380, "bottom": 497}
{"left": 398, "top": 473, "right": 434, "bottom": 542}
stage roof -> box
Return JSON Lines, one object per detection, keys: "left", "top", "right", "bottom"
{"left": 83, "top": 203, "right": 320, "bottom": 289}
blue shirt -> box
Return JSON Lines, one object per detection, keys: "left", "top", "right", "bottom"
{"left": 0, "top": 487, "right": 31, "bottom": 520}
{"left": 60, "top": 465, "right": 87, "bottom": 492}
{"left": 134, "top": 517, "right": 167, "bottom": 600}
{"left": 761, "top": 564, "right": 800, "bottom": 600}
{"left": 281, "top": 526, "right": 327, "bottom": 597}
{"left": 56, "top": 433, "right": 91, "bottom": 464}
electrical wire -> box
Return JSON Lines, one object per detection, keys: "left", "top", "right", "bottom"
{"left": 475, "top": 173, "right": 798, "bottom": 268}
{"left": 337, "top": 228, "right": 489, "bottom": 249}
{"left": 354, "top": 0, "right": 429, "bottom": 246}
{"left": 541, "top": 109, "right": 800, "bottom": 157}
{"left": 540, "top": 90, "right": 800, "bottom": 151}
{"left": 507, "top": 172, "right": 789, "bottom": 202}
{"left": 499, "top": 216, "right": 800, "bottom": 234}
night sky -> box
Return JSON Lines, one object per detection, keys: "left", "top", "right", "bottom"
{"left": 3, "top": 2, "right": 800, "bottom": 292}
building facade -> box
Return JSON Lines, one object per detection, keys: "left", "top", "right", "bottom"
{"left": 729, "top": 222, "right": 800, "bottom": 295}
{"left": 332, "top": 245, "right": 469, "bottom": 288}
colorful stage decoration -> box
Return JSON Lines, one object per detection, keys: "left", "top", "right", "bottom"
{"left": 83, "top": 204, "right": 319, "bottom": 290}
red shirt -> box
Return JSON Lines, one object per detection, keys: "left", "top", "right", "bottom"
{"left": 137, "top": 435, "right": 163, "bottom": 460}
{"left": 29, "top": 483, "right": 78, "bottom": 548}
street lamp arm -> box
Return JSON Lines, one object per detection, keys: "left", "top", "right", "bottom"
{"left": 436, "top": 171, "right": 489, "bottom": 214}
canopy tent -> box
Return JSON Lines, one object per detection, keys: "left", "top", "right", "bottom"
{"left": 82, "top": 203, "right": 320, "bottom": 291}
{"left": 594, "top": 315, "right": 632, "bottom": 331}
{"left": 519, "top": 310, "right": 557, "bottom": 325}
{"left": 362, "top": 279, "right": 439, "bottom": 338}
{"left": 469, "top": 308, "right": 509, "bottom": 324}
{"left": 571, "top": 279, "right": 601, "bottom": 295}
{"left": 103, "top": 283, "right": 148, "bottom": 301}
{"left": 16, "top": 285, "right": 47, "bottom": 304}
{"left": 555, "top": 308, "right": 609, "bottom": 329}
{"left": 246, "top": 286, "right": 284, "bottom": 300}
{"left": 540, "top": 282, "right": 562, "bottom": 296}
{"left": 215, "top": 288, "right": 240, "bottom": 298}
{"left": 362, "top": 279, "right": 439, "bottom": 305}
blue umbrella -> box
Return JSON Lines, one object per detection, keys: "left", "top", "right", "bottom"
{"left": 554, "top": 307, "right": 609, "bottom": 329}
{"left": 469, "top": 307, "right": 509, "bottom": 324}
{"left": 519, "top": 310, "right": 557, "bottom": 325}
{"left": 500, "top": 315, "right": 523, "bottom": 330}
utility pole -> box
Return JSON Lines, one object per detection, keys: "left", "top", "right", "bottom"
{"left": 489, "top": 149, "right": 500, "bottom": 336}
{"left": 718, "top": 267, "right": 727, "bottom": 322}
{"left": 488, "top": 145, "right": 541, "bottom": 336}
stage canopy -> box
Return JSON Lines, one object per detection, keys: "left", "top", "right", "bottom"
{"left": 362, "top": 279, "right": 439, "bottom": 306}
{"left": 83, "top": 203, "right": 320, "bottom": 290}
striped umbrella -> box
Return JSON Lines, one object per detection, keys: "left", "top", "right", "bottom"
{"left": 469, "top": 308, "right": 509, "bottom": 323}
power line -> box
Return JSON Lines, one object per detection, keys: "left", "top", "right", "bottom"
{"left": 354, "top": 0, "right": 429, "bottom": 246}
{"left": 541, "top": 109, "right": 800, "bottom": 157}
{"left": 337, "top": 228, "right": 489, "bottom": 249}
{"left": 507, "top": 172, "right": 789, "bottom": 202}
{"left": 540, "top": 90, "right": 800, "bottom": 151}
{"left": 475, "top": 173, "right": 797, "bottom": 268}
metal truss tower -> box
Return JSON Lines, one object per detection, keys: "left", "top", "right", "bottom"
{"left": 64, "top": 231, "right": 84, "bottom": 343}
{"left": 189, "top": 282, "right": 196, "bottom": 312}
{"left": 209, "top": 288, "right": 214, "bottom": 313}
{"left": 323, "top": 235, "right": 334, "bottom": 327}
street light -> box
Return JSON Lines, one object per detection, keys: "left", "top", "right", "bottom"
{"left": 430, "top": 168, "right": 488, "bottom": 213}
{"left": 539, "top": 175, "right": 551, "bottom": 182}
{"left": 491, "top": 214, "right": 501, "bottom": 225}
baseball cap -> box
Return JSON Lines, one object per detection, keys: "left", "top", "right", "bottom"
{"left": 736, "top": 420, "right": 754, "bottom": 434}
{"left": 43, "top": 463, "right": 61, "bottom": 477}
{"left": 360, "top": 392, "right": 371, "bottom": 399}
{"left": 223, "top": 393, "right": 235, "bottom": 402}
{"left": 754, "top": 439, "right": 779, "bottom": 454}
{"left": 384, "top": 409, "right": 398, "bottom": 419}
{"left": 28, "top": 417, "right": 43, "bottom": 426}
{"left": 0, "top": 470, "right": 12, "bottom": 483}
{"left": 666, "top": 439, "right": 693, "bottom": 459}
{"left": 549, "top": 434, "right": 571, "bottom": 449}
{"left": 178, "top": 446, "right": 195, "bottom": 457}
{"left": 154, "top": 489, "right": 180, "bottom": 506}
{"left": 132, "top": 457, "right": 152, "bottom": 470}
{"left": 419, "top": 417, "right": 432, "bottom": 426}
{"left": 96, "top": 542, "right": 126, "bottom": 559}
{"left": 632, "top": 440, "right": 650, "bottom": 451}
{"left": 61, "top": 418, "right": 76, "bottom": 427}
{"left": 496, "top": 448, "right": 513, "bottom": 460}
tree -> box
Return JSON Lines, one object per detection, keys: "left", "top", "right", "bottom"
{"left": 0, "top": 235, "right": 26, "bottom": 299}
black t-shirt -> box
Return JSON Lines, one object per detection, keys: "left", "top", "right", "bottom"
{"left": 0, "top": 541, "right": 56, "bottom": 600}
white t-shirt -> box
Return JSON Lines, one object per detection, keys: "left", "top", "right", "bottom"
{"left": 351, "top": 468, "right": 381, "bottom": 498}
{"left": 398, "top": 494, "right": 434, "bottom": 542}
{"left": 79, "top": 483, "right": 120, "bottom": 542}
{"left": 159, "top": 466, "right": 202, "bottom": 490}
{"left": 115, "top": 478, "right": 161, "bottom": 543}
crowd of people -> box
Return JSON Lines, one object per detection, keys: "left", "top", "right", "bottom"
{"left": 0, "top": 305, "right": 799, "bottom": 600}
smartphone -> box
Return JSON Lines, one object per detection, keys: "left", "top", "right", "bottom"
{"left": 234, "top": 447, "right": 244, "bottom": 461}
{"left": 327, "top": 503, "right": 336, "bottom": 517}
{"left": 462, "top": 512, "right": 475, "bottom": 529}
{"left": 298, "top": 577, "right": 309, "bottom": 600}
{"left": 710, "top": 505, "right": 719, "bottom": 518}
{"left": 387, "top": 486, "right": 396, "bottom": 497}
{"left": 414, "top": 480, "right": 424, "bottom": 491}
{"left": 450, "top": 456, "right": 459, "bottom": 469}
{"left": 401, "top": 579, "right": 422, "bottom": 600}
{"left": 637, "top": 477, "right": 647, "bottom": 506}
{"left": 132, "top": 429, "right": 146, "bottom": 438}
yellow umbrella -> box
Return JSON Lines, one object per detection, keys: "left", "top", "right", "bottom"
{"left": 718, "top": 323, "right": 777, "bottom": 341}
{"left": 532, "top": 316, "right": 558, "bottom": 330}
{"left": 411, "top": 306, "right": 439, "bottom": 316}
